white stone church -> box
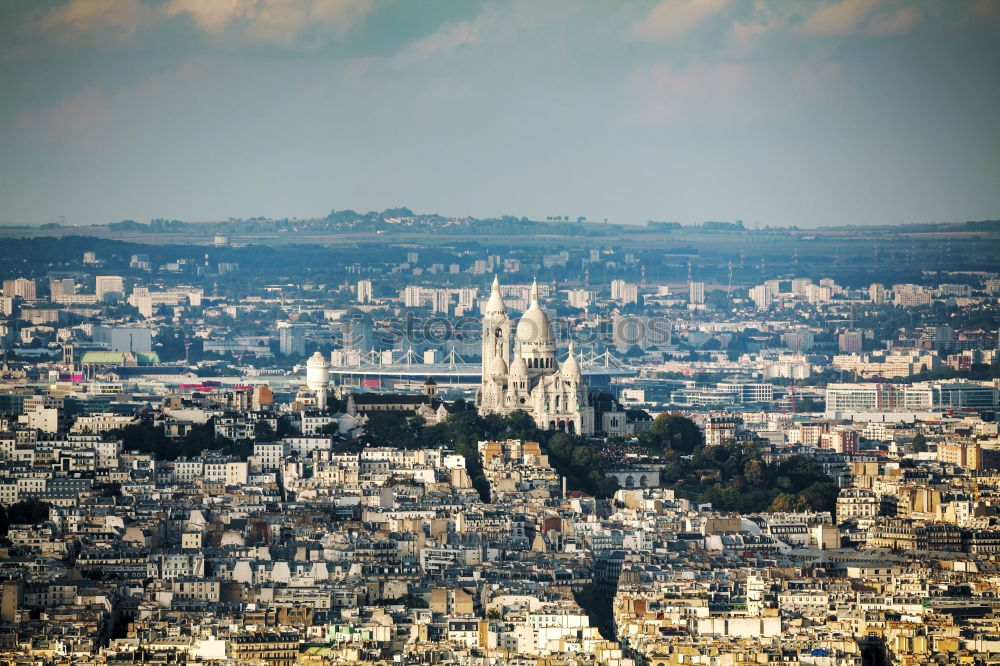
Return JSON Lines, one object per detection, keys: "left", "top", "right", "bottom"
{"left": 476, "top": 276, "right": 594, "bottom": 434}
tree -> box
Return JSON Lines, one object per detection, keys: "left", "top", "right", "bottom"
{"left": 6, "top": 500, "right": 51, "bottom": 527}
{"left": 907, "top": 432, "right": 928, "bottom": 454}
{"left": 363, "top": 411, "right": 404, "bottom": 445}
{"left": 254, "top": 419, "right": 276, "bottom": 443}
{"left": 648, "top": 413, "right": 702, "bottom": 454}
{"left": 796, "top": 397, "right": 824, "bottom": 413}
{"left": 503, "top": 409, "right": 542, "bottom": 442}
{"left": 770, "top": 493, "right": 807, "bottom": 512}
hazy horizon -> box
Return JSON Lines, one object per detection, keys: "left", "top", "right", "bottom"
{"left": 2, "top": 0, "right": 999, "bottom": 229}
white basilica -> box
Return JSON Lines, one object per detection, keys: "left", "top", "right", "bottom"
{"left": 476, "top": 276, "right": 594, "bottom": 434}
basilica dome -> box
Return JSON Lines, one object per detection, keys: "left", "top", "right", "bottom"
{"left": 515, "top": 279, "right": 552, "bottom": 345}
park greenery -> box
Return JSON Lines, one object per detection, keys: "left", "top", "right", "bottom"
{"left": 0, "top": 500, "right": 53, "bottom": 536}
{"left": 615, "top": 412, "right": 838, "bottom": 513}
{"left": 109, "top": 416, "right": 296, "bottom": 461}
{"left": 107, "top": 404, "right": 839, "bottom": 514}
{"left": 363, "top": 402, "right": 620, "bottom": 502}
{"left": 659, "top": 440, "right": 838, "bottom": 513}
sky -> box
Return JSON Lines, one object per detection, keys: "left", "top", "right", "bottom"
{"left": 0, "top": 0, "right": 998, "bottom": 229}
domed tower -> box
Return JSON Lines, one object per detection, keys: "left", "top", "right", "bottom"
{"left": 488, "top": 353, "right": 508, "bottom": 382}
{"left": 561, "top": 341, "right": 581, "bottom": 384}
{"left": 509, "top": 349, "right": 528, "bottom": 393}
{"left": 306, "top": 351, "right": 330, "bottom": 410}
{"left": 515, "top": 278, "right": 557, "bottom": 380}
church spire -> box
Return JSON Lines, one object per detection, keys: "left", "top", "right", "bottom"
{"left": 484, "top": 275, "right": 506, "bottom": 317}
{"left": 529, "top": 277, "right": 539, "bottom": 305}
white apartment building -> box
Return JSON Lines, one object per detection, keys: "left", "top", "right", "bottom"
{"left": 610, "top": 280, "right": 638, "bottom": 305}
{"left": 95, "top": 275, "right": 125, "bottom": 301}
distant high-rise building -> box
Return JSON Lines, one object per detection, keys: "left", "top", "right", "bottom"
{"left": 806, "top": 284, "right": 833, "bottom": 305}
{"left": 782, "top": 330, "right": 815, "bottom": 351}
{"left": 688, "top": 281, "right": 705, "bottom": 305}
{"left": 566, "top": 289, "right": 592, "bottom": 309}
{"left": 3, "top": 278, "right": 36, "bottom": 300}
{"left": 791, "top": 278, "right": 813, "bottom": 296}
{"left": 838, "top": 330, "right": 864, "bottom": 353}
{"left": 924, "top": 325, "right": 954, "bottom": 349}
{"left": 130, "top": 286, "right": 153, "bottom": 318}
{"left": 407, "top": 252, "right": 419, "bottom": 264}
{"left": 356, "top": 280, "right": 373, "bottom": 304}
{"left": 433, "top": 290, "right": 451, "bottom": 314}
{"left": 893, "top": 284, "right": 931, "bottom": 308}
{"left": 341, "top": 318, "right": 371, "bottom": 354}
{"left": 130, "top": 254, "right": 152, "bottom": 270}
{"left": 83, "top": 251, "right": 98, "bottom": 264}
{"left": 94, "top": 326, "right": 153, "bottom": 353}
{"left": 869, "top": 283, "right": 887, "bottom": 304}
{"left": 278, "top": 323, "right": 306, "bottom": 357}
{"left": 610, "top": 279, "right": 638, "bottom": 305}
{"left": 96, "top": 276, "right": 125, "bottom": 301}
{"left": 49, "top": 278, "right": 76, "bottom": 301}
{"left": 749, "top": 281, "right": 779, "bottom": 311}
{"left": 402, "top": 285, "right": 425, "bottom": 308}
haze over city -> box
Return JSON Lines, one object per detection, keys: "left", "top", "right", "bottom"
{"left": 4, "top": 3, "right": 1000, "bottom": 666}
{"left": 2, "top": 0, "right": 999, "bottom": 228}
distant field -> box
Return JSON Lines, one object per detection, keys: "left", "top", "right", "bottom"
{"left": 2, "top": 222, "right": 999, "bottom": 284}
{"left": 3, "top": 223, "right": 997, "bottom": 250}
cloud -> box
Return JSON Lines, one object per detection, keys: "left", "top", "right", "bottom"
{"left": 866, "top": 6, "right": 920, "bottom": 35}
{"left": 628, "top": 60, "right": 752, "bottom": 123}
{"left": 18, "top": 87, "right": 113, "bottom": 145}
{"left": 393, "top": 8, "right": 497, "bottom": 67}
{"left": 168, "top": 0, "right": 373, "bottom": 47}
{"left": 628, "top": 59, "right": 842, "bottom": 125}
{"left": 971, "top": 0, "right": 1000, "bottom": 18}
{"left": 16, "top": 58, "right": 218, "bottom": 148}
{"left": 163, "top": 0, "right": 244, "bottom": 32}
{"left": 630, "top": 0, "right": 729, "bottom": 41}
{"left": 38, "top": 0, "right": 372, "bottom": 48}
{"left": 799, "top": 0, "right": 879, "bottom": 36}
{"left": 729, "top": 0, "right": 794, "bottom": 50}
{"left": 790, "top": 61, "right": 842, "bottom": 98}
{"left": 40, "top": 0, "right": 153, "bottom": 43}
